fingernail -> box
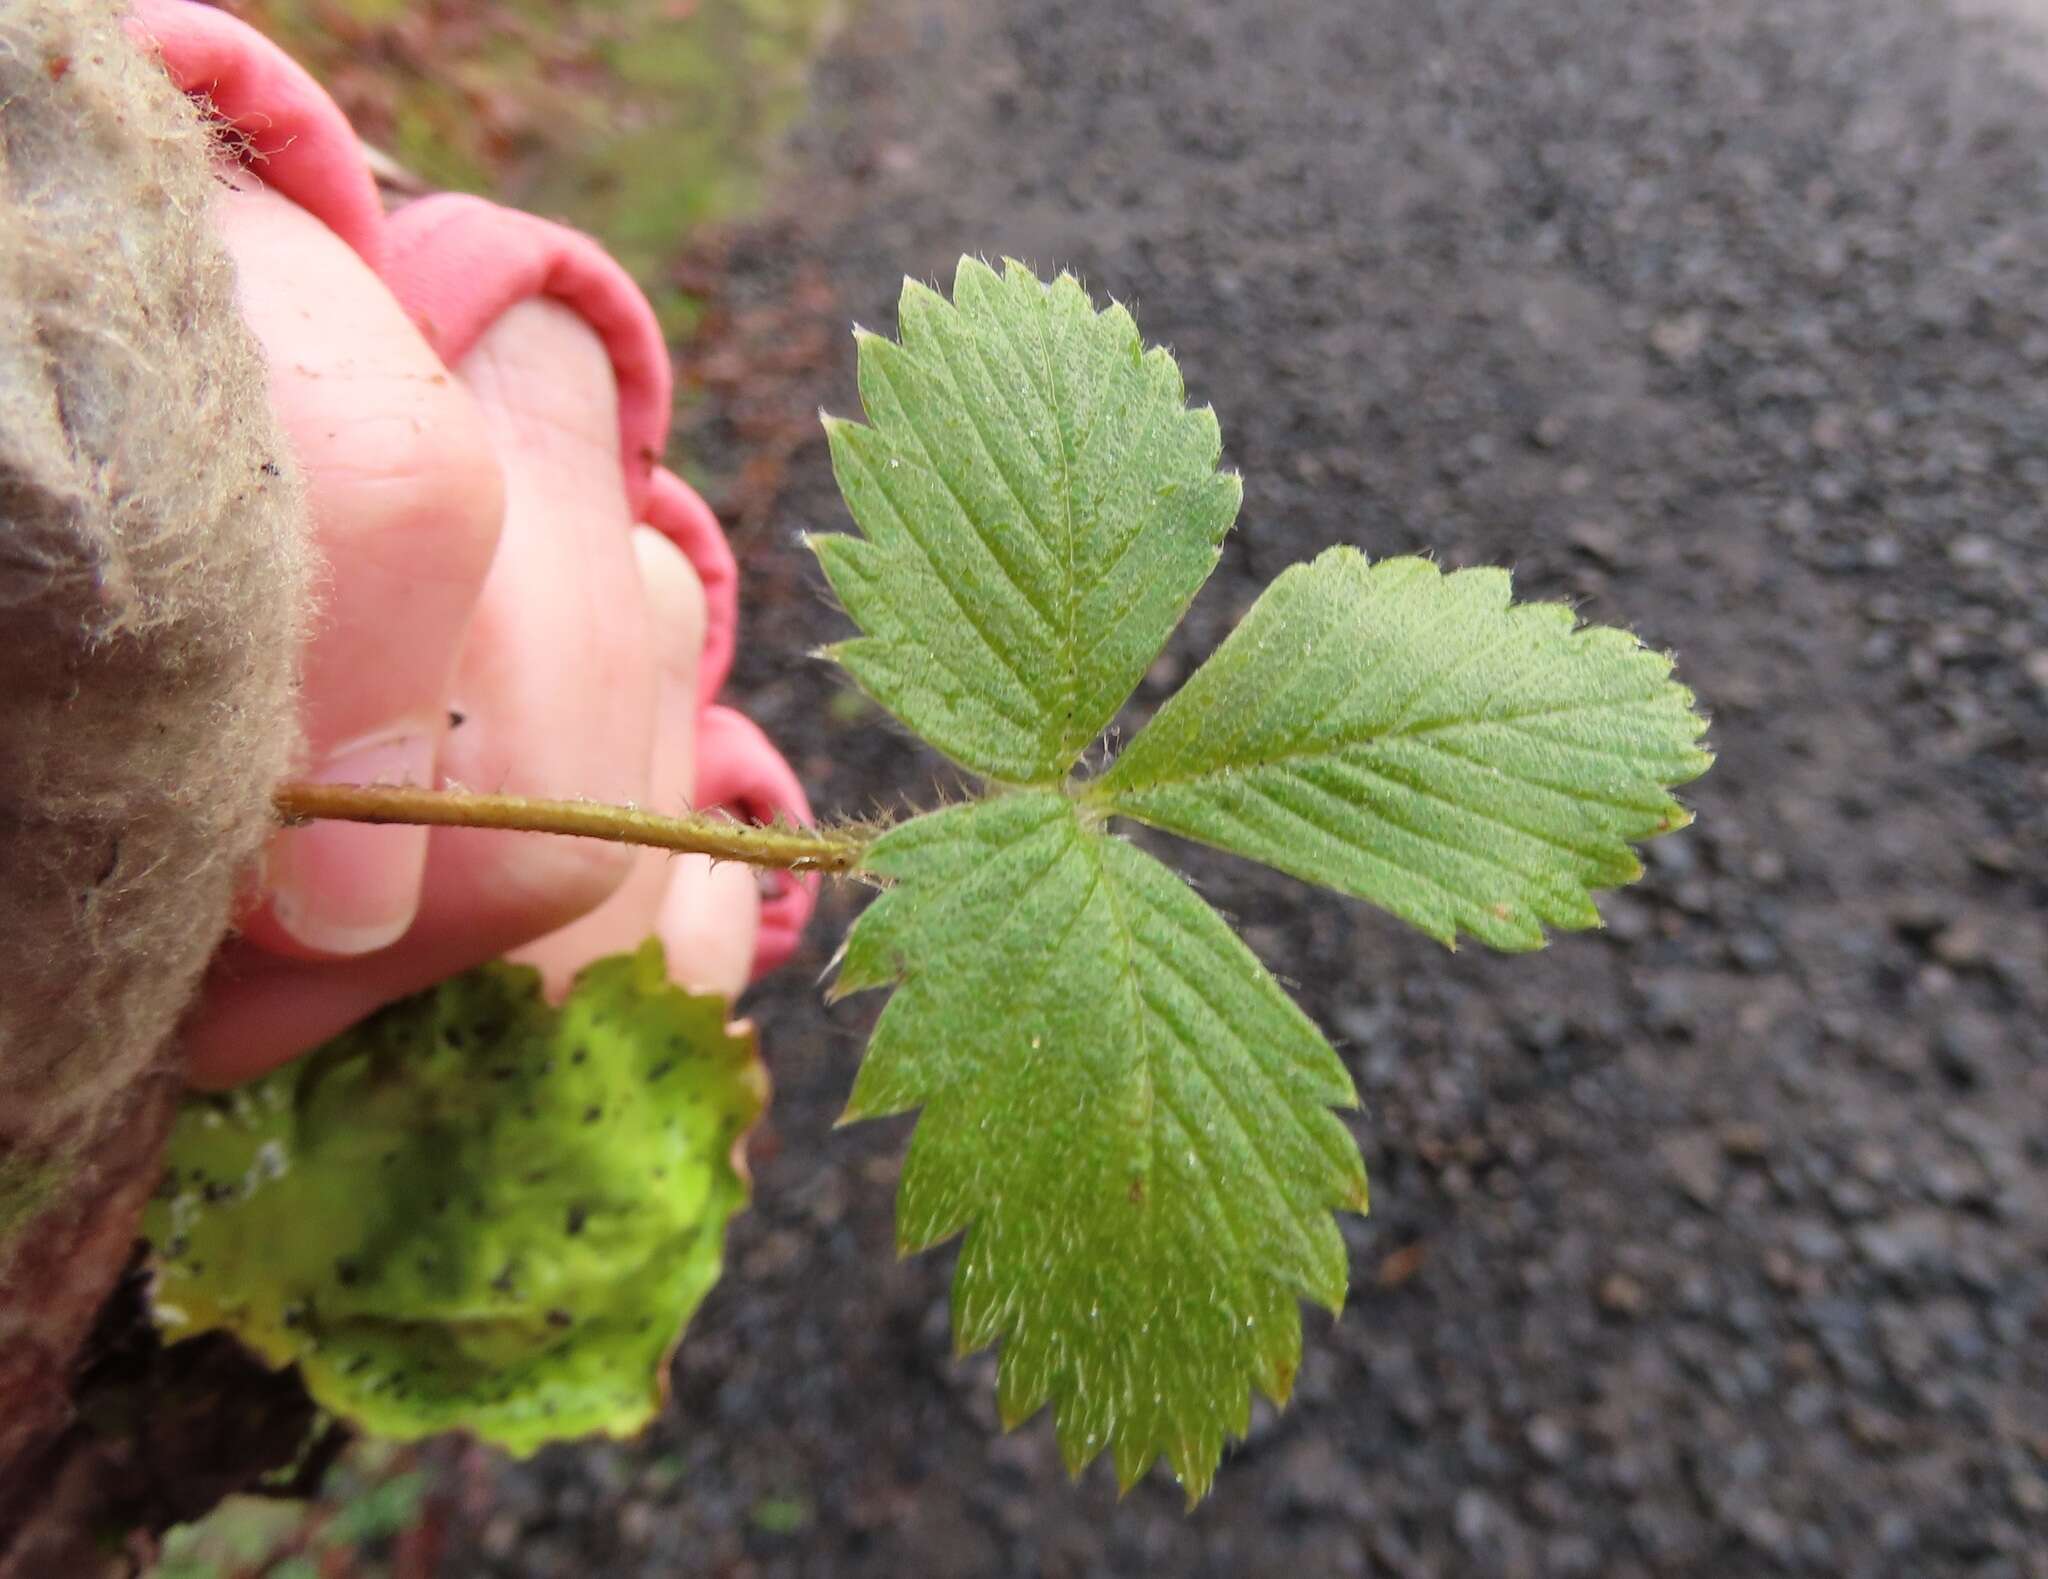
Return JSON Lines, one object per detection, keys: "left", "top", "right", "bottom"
{"left": 268, "top": 731, "right": 436, "bottom": 956}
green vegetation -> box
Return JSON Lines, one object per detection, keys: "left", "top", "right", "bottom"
{"left": 811, "top": 259, "right": 1708, "bottom": 1497}
{"left": 146, "top": 941, "right": 763, "bottom": 1455}
{"left": 153, "top": 1447, "right": 428, "bottom": 1579}
{"left": 150, "top": 259, "right": 1708, "bottom": 1509}
{"left": 226, "top": 0, "right": 840, "bottom": 328}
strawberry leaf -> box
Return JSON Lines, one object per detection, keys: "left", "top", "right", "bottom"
{"left": 810, "top": 256, "right": 1240, "bottom": 784}
{"left": 1091, "top": 549, "right": 1713, "bottom": 949}
{"left": 818, "top": 260, "right": 1709, "bottom": 1505}
{"left": 833, "top": 791, "right": 1364, "bottom": 1501}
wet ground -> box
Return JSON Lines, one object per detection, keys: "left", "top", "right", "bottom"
{"left": 447, "top": 0, "right": 2048, "bottom": 1573}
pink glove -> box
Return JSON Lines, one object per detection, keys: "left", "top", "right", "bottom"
{"left": 133, "top": 1, "right": 816, "bottom": 1084}
{"left": 375, "top": 193, "right": 815, "bottom": 973}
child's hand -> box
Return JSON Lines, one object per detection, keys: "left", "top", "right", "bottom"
{"left": 131, "top": 0, "right": 816, "bottom": 1087}
{"left": 180, "top": 178, "right": 764, "bottom": 1087}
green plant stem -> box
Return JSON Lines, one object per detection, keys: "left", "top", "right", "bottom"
{"left": 274, "top": 783, "right": 867, "bottom": 875}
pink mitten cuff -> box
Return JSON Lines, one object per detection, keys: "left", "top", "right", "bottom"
{"left": 128, "top": 0, "right": 386, "bottom": 269}
{"left": 375, "top": 197, "right": 810, "bottom": 976}
{"left": 644, "top": 468, "right": 739, "bottom": 713}
{"left": 136, "top": 0, "right": 817, "bottom": 978}
{"left": 693, "top": 708, "right": 820, "bottom": 977}
{"left": 376, "top": 198, "right": 736, "bottom": 706}
{"left": 379, "top": 195, "right": 673, "bottom": 523}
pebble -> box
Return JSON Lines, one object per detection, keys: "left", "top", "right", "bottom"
{"left": 1828, "top": 1178, "right": 1882, "bottom": 1220}
{"left": 1597, "top": 1272, "right": 1649, "bottom": 1318}
{"left": 1719, "top": 1123, "right": 1770, "bottom": 1160}
{"left": 1930, "top": 918, "right": 1990, "bottom": 970}
{"left": 1727, "top": 1499, "right": 1797, "bottom": 1559}
{"left": 1786, "top": 1382, "right": 1834, "bottom": 1428}
{"left": 1919, "top": 1158, "right": 1985, "bottom": 1208}
{"left": 1659, "top": 1131, "right": 1727, "bottom": 1208}
{"left": 1524, "top": 1414, "right": 1572, "bottom": 1466}
{"left": 1786, "top": 1217, "right": 1849, "bottom": 1264}
{"left": 1644, "top": 979, "right": 1695, "bottom": 1036}
{"left": 1544, "top": 1533, "right": 1602, "bottom": 1577}
{"left": 1649, "top": 311, "right": 1710, "bottom": 364}
{"left": 1605, "top": 896, "right": 1653, "bottom": 944}
{"left": 1567, "top": 519, "right": 1627, "bottom": 565}
{"left": 1853, "top": 1211, "right": 1955, "bottom": 1279}
{"left": 2008, "top": 1471, "right": 2048, "bottom": 1519}
{"left": 1274, "top": 1438, "right": 1364, "bottom": 1517}
{"left": 1454, "top": 1489, "right": 1506, "bottom": 1551}
{"left": 1729, "top": 931, "right": 1781, "bottom": 973}
{"left": 1935, "top": 1011, "right": 1998, "bottom": 1089}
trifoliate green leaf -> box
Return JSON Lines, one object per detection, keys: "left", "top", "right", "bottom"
{"left": 832, "top": 790, "right": 1365, "bottom": 1502}
{"left": 809, "top": 256, "right": 1241, "bottom": 784}
{"left": 144, "top": 940, "right": 763, "bottom": 1456}
{"left": 1090, "top": 549, "right": 1713, "bottom": 949}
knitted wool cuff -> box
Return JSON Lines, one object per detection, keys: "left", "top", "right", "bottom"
{"left": 0, "top": 0, "right": 311, "bottom": 1465}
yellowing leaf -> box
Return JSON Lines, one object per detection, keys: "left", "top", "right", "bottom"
{"left": 145, "top": 941, "right": 763, "bottom": 1457}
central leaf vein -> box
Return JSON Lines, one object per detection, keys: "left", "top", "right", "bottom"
{"left": 865, "top": 350, "right": 1060, "bottom": 656}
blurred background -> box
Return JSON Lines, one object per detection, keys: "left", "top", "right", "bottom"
{"left": 167, "top": 1, "right": 2045, "bottom": 1575}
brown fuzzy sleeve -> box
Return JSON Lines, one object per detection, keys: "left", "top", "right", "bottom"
{"left": 0, "top": 0, "right": 310, "bottom": 1518}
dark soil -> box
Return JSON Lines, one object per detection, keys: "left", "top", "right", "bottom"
{"left": 447, "top": 0, "right": 2048, "bottom": 1573}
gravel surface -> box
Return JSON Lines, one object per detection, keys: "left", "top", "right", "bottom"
{"left": 444, "top": 0, "right": 2048, "bottom": 1573}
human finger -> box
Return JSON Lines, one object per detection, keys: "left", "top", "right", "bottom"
{"left": 183, "top": 299, "right": 652, "bottom": 1082}
{"left": 508, "top": 525, "right": 724, "bottom": 993}
{"left": 217, "top": 182, "right": 503, "bottom": 960}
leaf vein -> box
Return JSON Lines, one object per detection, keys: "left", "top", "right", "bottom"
{"left": 1226, "top": 770, "right": 1505, "bottom": 922}
{"left": 1022, "top": 289, "right": 1082, "bottom": 725}
{"left": 1339, "top": 749, "right": 1621, "bottom": 868}
{"left": 922, "top": 327, "right": 1066, "bottom": 630}
{"left": 1378, "top": 612, "right": 1529, "bottom": 734}
{"left": 1394, "top": 730, "right": 1683, "bottom": 816}
{"left": 1399, "top": 690, "right": 1682, "bottom": 735}
{"left": 1265, "top": 764, "right": 1564, "bottom": 911}
{"left": 867, "top": 352, "right": 1059, "bottom": 695}
{"left": 841, "top": 433, "right": 1047, "bottom": 729}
